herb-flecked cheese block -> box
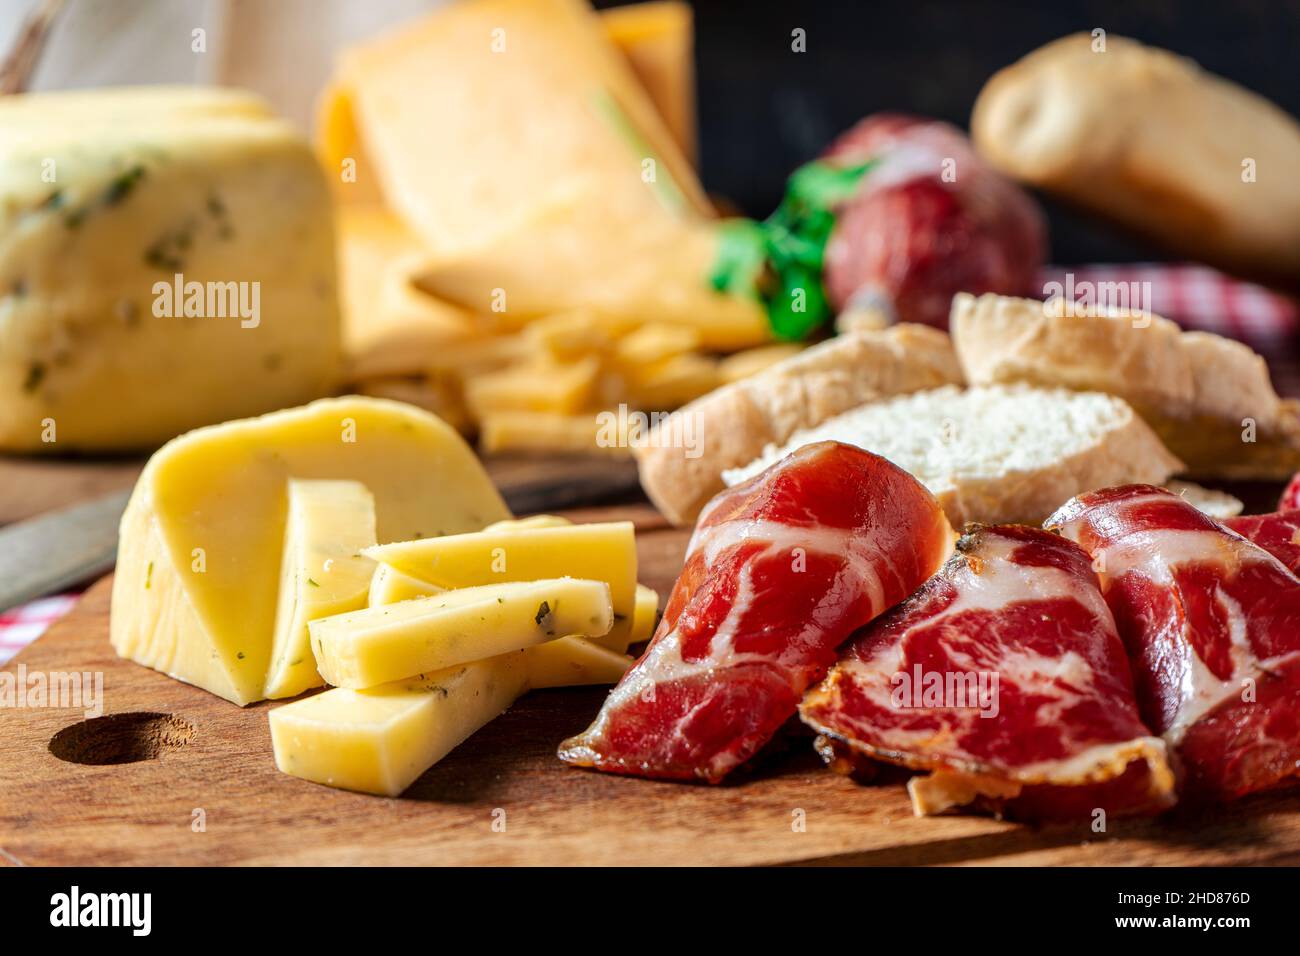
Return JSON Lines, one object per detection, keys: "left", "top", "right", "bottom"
{"left": 0, "top": 86, "right": 341, "bottom": 451}
{"left": 109, "top": 397, "right": 510, "bottom": 706}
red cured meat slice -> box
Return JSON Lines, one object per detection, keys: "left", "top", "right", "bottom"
{"left": 1049, "top": 485, "right": 1300, "bottom": 801}
{"left": 1224, "top": 510, "right": 1300, "bottom": 576}
{"left": 800, "top": 525, "right": 1174, "bottom": 820}
{"left": 558, "top": 441, "right": 953, "bottom": 783}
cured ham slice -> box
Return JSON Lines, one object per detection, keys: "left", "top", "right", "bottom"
{"left": 1223, "top": 510, "right": 1300, "bottom": 576}
{"left": 1049, "top": 485, "right": 1300, "bottom": 801}
{"left": 558, "top": 441, "right": 952, "bottom": 782}
{"left": 800, "top": 525, "right": 1174, "bottom": 820}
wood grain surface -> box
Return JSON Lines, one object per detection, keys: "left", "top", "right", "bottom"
{"left": 3, "top": 500, "right": 1300, "bottom": 866}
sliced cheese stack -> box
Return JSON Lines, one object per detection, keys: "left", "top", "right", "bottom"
{"left": 365, "top": 519, "right": 639, "bottom": 651}
{"left": 0, "top": 87, "right": 340, "bottom": 451}
{"left": 270, "top": 514, "right": 658, "bottom": 796}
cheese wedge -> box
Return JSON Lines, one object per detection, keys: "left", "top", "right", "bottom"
{"left": 269, "top": 652, "right": 529, "bottom": 796}
{"left": 310, "top": 578, "right": 614, "bottom": 689}
{"left": 526, "top": 637, "right": 634, "bottom": 689}
{"left": 365, "top": 521, "right": 637, "bottom": 652}
{"left": 0, "top": 86, "right": 340, "bottom": 451}
{"left": 328, "top": 0, "right": 708, "bottom": 256}
{"left": 265, "top": 480, "right": 378, "bottom": 700}
{"left": 110, "top": 396, "right": 509, "bottom": 706}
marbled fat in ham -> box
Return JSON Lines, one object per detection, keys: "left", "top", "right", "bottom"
{"left": 558, "top": 441, "right": 952, "bottom": 782}
{"left": 1050, "top": 485, "right": 1300, "bottom": 801}
{"left": 800, "top": 525, "right": 1174, "bottom": 820}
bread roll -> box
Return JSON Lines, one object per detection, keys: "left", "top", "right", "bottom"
{"left": 972, "top": 33, "right": 1300, "bottom": 286}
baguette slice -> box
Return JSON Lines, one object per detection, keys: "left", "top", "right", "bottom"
{"left": 634, "top": 324, "right": 963, "bottom": 525}
{"left": 952, "top": 292, "right": 1300, "bottom": 480}
{"left": 723, "top": 384, "right": 1184, "bottom": 528}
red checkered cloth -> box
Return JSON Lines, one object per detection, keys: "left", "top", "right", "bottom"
{"left": 0, "top": 264, "right": 1296, "bottom": 663}
{"left": 0, "top": 595, "right": 79, "bottom": 665}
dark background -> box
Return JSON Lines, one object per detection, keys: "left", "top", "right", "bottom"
{"left": 596, "top": 0, "right": 1300, "bottom": 265}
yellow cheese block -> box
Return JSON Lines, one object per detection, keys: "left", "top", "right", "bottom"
{"left": 110, "top": 397, "right": 510, "bottom": 706}
{"left": 526, "top": 637, "right": 633, "bottom": 689}
{"left": 414, "top": 201, "right": 770, "bottom": 352}
{"left": 265, "top": 480, "right": 378, "bottom": 700}
{"left": 310, "top": 577, "right": 614, "bottom": 689}
{"left": 364, "top": 521, "right": 637, "bottom": 652}
{"left": 614, "top": 322, "right": 701, "bottom": 369}
{"left": 478, "top": 411, "right": 633, "bottom": 458}
{"left": 328, "top": 0, "right": 708, "bottom": 257}
{"left": 465, "top": 357, "right": 599, "bottom": 417}
{"left": 625, "top": 351, "right": 720, "bottom": 409}
{"left": 368, "top": 563, "right": 442, "bottom": 607}
{"left": 269, "top": 652, "right": 529, "bottom": 796}
{"left": 631, "top": 583, "right": 660, "bottom": 645}
{"left": 317, "top": 2, "right": 696, "bottom": 201}
{"left": 336, "top": 205, "right": 481, "bottom": 382}
{"left": 602, "top": 1, "right": 696, "bottom": 165}
{"left": 0, "top": 87, "right": 340, "bottom": 451}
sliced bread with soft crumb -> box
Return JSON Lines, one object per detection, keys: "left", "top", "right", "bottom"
{"left": 951, "top": 292, "right": 1300, "bottom": 480}
{"left": 634, "top": 323, "right": 963, "bottom": 526}
{"left": 723, "top": 384, "right": 1184, "bottom": 527}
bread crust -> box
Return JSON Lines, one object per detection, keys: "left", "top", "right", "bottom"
{"left": 971, "top": 33, "right": 1300, "bottom": 287}
{"left": 951, "top": 292, "right": 1300, "bottom": 479}
{"left": 634, "top": 324, "right": 963, "bottom": 525}
{"left": 952, "top": 293, "right": 1282, "bottom": 428}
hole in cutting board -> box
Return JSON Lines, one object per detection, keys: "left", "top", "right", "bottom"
{"left": 48, "top": 712, "right": 195, "bottom": 765}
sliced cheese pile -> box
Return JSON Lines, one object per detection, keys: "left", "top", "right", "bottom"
{"left": 365, "top": 519, "right": 639, "bottom": 651}
{"left": 110, "top": 397, "right": 660, "bottom": 796}
{"left": 272, "top": 513, "right": 660, "bottom": 797}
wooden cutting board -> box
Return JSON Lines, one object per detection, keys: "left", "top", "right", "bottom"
{"left": 3, "top": 500, "right": 1300, "bottom": 867}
